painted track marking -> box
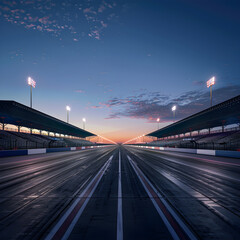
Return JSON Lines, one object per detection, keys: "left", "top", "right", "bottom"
{"left": 45, "top": 155, "right": 113, "bottom": 240}
{"left": 127, "top": 155, "right": 197, "bottom": 240}
{"left": 117, "top": 150, "right": 123, "bottom": 240}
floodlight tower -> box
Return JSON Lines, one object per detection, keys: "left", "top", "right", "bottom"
{"left": 157, "top": 118, "right": 160, "bottom": 129}
{"left": 172, "top": 105, "right": 176, "bottom": 122}
{"left": 66, "top": 106, "right": 71, "bottom": 123}
{"left": 82, "top": 118, "right": 86, "bottom": 130}
{"left": 207, "top": 76, "right": 215, "bottom": 107}
{"left": 27, "top": 77, "right": 36, "bottom": 108}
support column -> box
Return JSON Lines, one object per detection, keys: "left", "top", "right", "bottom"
{"left": 18, "top": 126, "right": 21, "bottom": 132}
{"left": 1, "top": 117, "right": 6, "bottom": 130}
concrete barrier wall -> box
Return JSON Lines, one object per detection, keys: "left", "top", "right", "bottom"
{"left": 28, "top": 149, "right": 46, "bottom": 155}
{"left": 165, "top": 148, "right": 197, "bottom": 154}
{"left": 0, "top": 145, "right": 112, "bottom": 158}
{"left": 133, "top": 145, "right": 240, "bottom": 159}
{"left": 197, "top": 149, "right": 215, "bottom": 156}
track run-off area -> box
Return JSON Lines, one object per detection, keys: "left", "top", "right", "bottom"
{"left": 0, "top": 145, "right": 240, "bottom": 240}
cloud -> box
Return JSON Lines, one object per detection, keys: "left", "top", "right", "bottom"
{"left": 38, "top": 16, "right": 51, "bottom": 25}
{"left": 26, "top": 23, "right": 35, "bottom": 29}
{"left": 83, "top": 8, "right": 96, "bottom": 14}
{"left": 95, "top": 85, "right": 240, "bottom": 122}
{"left": 100, "top": 20, "right": 107, "bottom": 28}
{"left": 89, "top": 29, "right": 100, "bottom": 40}
{"left": 91, "top": 105, "right": 103, "bottom": 109}
{"left": 75, "top": 89, "right": 84, "bottom": 93}
{"left": 98, "top": 5, "right": 106, "bottom": 13}
{"left": 0, "top": 0, "right": 117, "bottom": 41}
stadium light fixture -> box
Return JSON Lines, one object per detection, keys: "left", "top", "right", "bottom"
{"left": 82, "top": 118, "right": 86, "bottom": 130}
{"left": 207, "top": 76, "right": 215, "bottom": 107}
{"left": 157, "top": 118, "right": 160, "bottom": 129}
{"left": 27, "top": 77, "right": 36, "bottom": 108}
{"left": 172, "top": 105, "right": 176, "bottom": 122}
{"left": 66, "top": 106, "right": 71, "bottom": 123}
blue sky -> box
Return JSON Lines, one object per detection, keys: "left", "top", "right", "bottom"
{"left": 0, "top": 0, "right": 240, "bottom": 142}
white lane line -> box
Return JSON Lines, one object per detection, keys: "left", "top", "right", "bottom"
{"left": 45, "top": 155, "right": 113, "bottom": 240}
{"left": 117, "top": 150, "right": 123, "bottom": 240}
{"left": 127, "top": 155, "right": 197, "bottom": 240}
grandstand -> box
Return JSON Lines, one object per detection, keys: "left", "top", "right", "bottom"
{"left": 145, "top": 95, "right": 240, "bottom": 151}
{"left": 147, "top": 130, "right": 240, "bottom": 150}
{"left": 0, "top": 101, "right": 96, "bottom": 150}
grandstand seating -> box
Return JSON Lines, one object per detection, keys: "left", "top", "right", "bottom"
{"left": 63, "top": 138, "right": 93, "bottom": 147}
{"left": 0, "top": 130, "right": 94, "bottom": 150}
{"left": 146, "top": 130, "right": 240, "bottom": 151}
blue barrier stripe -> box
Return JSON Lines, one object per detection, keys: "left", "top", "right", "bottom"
{"left": 216, "top": 150, "right": 240, "bottom": 158}
{"left": 0, "top": 150, "right": 28, "bottom": 157}
{"left": 0, "top": 146, "right": 107, "bottom": 158}
{"left": 46, "top": 148, "right": 71, "bottom": 153}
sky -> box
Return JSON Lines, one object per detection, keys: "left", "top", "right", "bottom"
{"left": 0, "top": 0, "right": 240, "bottom": 143}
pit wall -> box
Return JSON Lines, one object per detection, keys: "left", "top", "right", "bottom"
{"left": 132, "top": 145, "right": 240, "bottom": 159}
{"left": 0, "top": 145, "right": 111, "bottom": 158}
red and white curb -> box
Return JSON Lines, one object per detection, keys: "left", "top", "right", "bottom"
{"left": 127, "top": 155, "right": 197, "bottom": 240}
{"left": 45, "top": 155, "right": 113, "bottom": 240}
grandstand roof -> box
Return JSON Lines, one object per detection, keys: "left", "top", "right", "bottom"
{"left": 0, "top": 101, "right": 95, "bottom": 138}
{"left": 147, "top": 95, "right": 240, "bottom": 138}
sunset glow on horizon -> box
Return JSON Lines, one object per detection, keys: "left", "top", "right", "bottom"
{"left": 1, "top": 0, "right": 240, "bottom": 142}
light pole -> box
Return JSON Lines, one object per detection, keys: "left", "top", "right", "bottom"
{"left": 66, "top": 106, "right": 71, "bottom": 123}
{"left": 207, "top": 76, "right": 215, "bottom": 107}
{"left": 82, "top": 118, "right": 86, "bottom": 130}
{"left": 27, "top": 77, "right": 36, "bottom": 108}
{"left": 172, "top": 105, "right": 176, "bottom": 122}
{"left": 157, "top": 118, "right": 160, "bottom": 130}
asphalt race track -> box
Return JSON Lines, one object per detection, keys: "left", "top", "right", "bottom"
{"left": 0, "top": 145, "right": 240, "bottom": 240}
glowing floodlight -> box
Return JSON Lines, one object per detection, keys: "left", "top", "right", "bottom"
{"left": 27, "top": 76, "right": 36, "bottom": 108}
{"left": 157, "top": 118, "right": 160, "bottom": 129}
{"left": 172, "top": 105, "right": 176, "bottom": 111}
{"left": 28, "top": 77, "right": 36, "bottom": 88}
{"left": 82, "top": 118, "right": 86, "bottom": 129}
{"left": 66, "top": 106, "right": 71, "bottom": 123}
{"left": 207, "top": 76, "right": 215, "bottom": 88}
{"left": 207, "top": 76, "right": 216, "bottom": 107}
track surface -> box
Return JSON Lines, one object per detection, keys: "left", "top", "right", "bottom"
{"left": 0, "top": 145, "right": 239, "bottom": 239}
